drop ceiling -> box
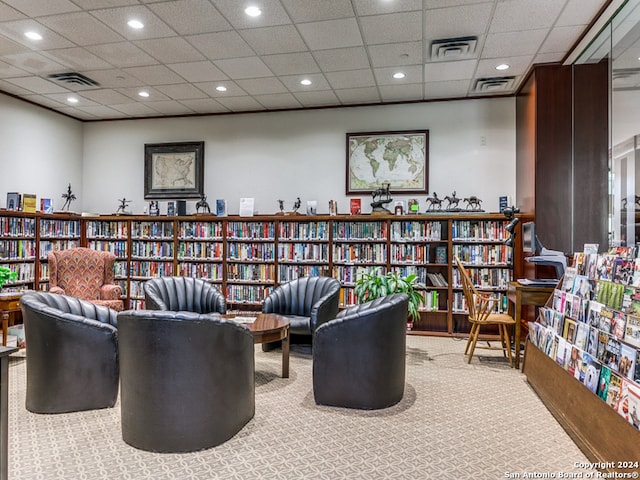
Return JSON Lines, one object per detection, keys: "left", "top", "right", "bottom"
{"left": 0, "top": 0, "right": 608, "bottom": 121}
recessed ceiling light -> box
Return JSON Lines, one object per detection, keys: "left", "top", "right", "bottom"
{"left": 392, "top": 72, "right": 406, "bottom": 79}
{"left": 300, "top": 79, "right": 312, "bottom": 86}
{"left": 128, "top": 19, "right": 144, "bottom": 29}
{"left": 138, "top": 90, "right": 150, "bottom": 98}
{"left": 495, "top": 63, "right": 510, "bottom": 71}
{"left": 245, "top": 6, "right": 262, "bottom": 17}
{"left": 67, "top": 96, "right": 79, "bottom": 104}
{"left": 216, "top": 85, "right": 227, "bottom": 92}
{"left": 24, "top": 31, "right": 42, "bottom": 41}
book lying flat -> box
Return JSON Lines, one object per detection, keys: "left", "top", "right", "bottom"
{"left": 517, "top": 278, "right": 558, "bottom": 287}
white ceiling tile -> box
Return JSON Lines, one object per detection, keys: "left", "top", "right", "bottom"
{"left": 375, "top": 64, "right": 423, "bottom": 85}
{"left": 424, "top": 0, "right": 487, "bottom": 7}
{"left": 262, "top": 52, "right": 320, "bottom": 75}
{"left": 42, "top": 92, "right": 100, "bottom": 106}
{"left": 239, "top": 25, "right": 307, "bottom": 55}
{"left": 80, "top": 88, "right": 133, "bottom": 104}
{"left": 71, "top": 104, "right": 125, "bottom": 118}
{"left": 476, "top": 55, "right": 533, "bottom": 77}
{"left": 235, "top": 77, "right": 288, "bottom": 95}
{"left": 71, "top": 1, "right": 140, "bottom": 8}
{"left": 557, "top": 0, "right": 607, "bottom": 27}
{"left": 116, "top": 86, "right": 171, "bottom": 101}
{"left": 293, "top": 90, "right": 340, "bottom": 107}
{"left": 213, "top": 57, "right": 273, "bottom": 79}
{"left": 56, "top": 106, "right": 97, "bottom": 119}
{"left": 281, "top": 0, "right": 354, "bottom": 22}
{"left": 90, "top": 6, "right": 177, "bottom": 40}
{"left": 0, "top": 79, "right": 33, "bottom": 96}
{"left": 334, "top": 86, "right": 381, "bottom": 105}
{"left": 145, "top": 100, "right": 195, "bottom": 115}
{"left": 483, "top": 30, "right": 548, "bottom": 58}
{"left": 167, "top": 61, "right": 228, "bottom": 83}
{"left": 87, "top": 42, "right": 158, "bottom": 68}
{"left": 149, "top": 0, "right": 232, "bottom": 35}
{"left": 424, "top": 60, "right": 476, "bottom": 82}
{"left": 355, "top": 0, "right": 421, "bottom": 15}
{"left": 0, "top": 36, "right": 30, "bottom": 56}
{"left": 134, "top": 37, "right": 206, "bottom": 63}
{"left": 0, "top": 59, "right": 29, "bottom": 77}
{"left": 154, "top": 83, "right": 207, "bottom": 99}
{"left": 378, "top": 82, "right": 423, "bottom": 102}
{"left": 360, "top": 12, "right": 423, "bottom": 45}
{"left": 193, "top": 81, "right": 245, "bottom": 97}
{"left": 39, "top": 12, "right": 124, "bottom": 45}
{"left": 21, "top": 94, "right": 66, "bottom": 108}
{"left": 325, "top": 69, "right": 375, "bottom": 89}
{"left": 179, "top": 98, "right": 229, "bottom": 113}
{"left": 0, "top": 3, "right": 27, "bottom": 21}
{"left": 81, "top": 68, "right": 144, "bottom": 87}
{"left": 5, "top": 76, "right": 69, "bottom": 94}
{"left": 0, "top": 19, "right": 76, "bottom": 50}
{"left": 185, "top": 31, "right": 255, "bottom": 60}
{"left": 2, "top": 52, "right": 66, "bottom": 74}
{"left": 214, "top": 95, "right": 264, "bottom": 111}
{"left": 122, "top": 65, "right": 185, "bottom": 85}
{"left": 41, "top": 47, "right": 113, "bottom": 70}
{"left": 211, "top": 0, "right": 292, "bottom": 29}
{"left": 490, "top": 0, "right": 565, "bottom": 34}
{"left": 368, "top": 42, "right": 423, "bottom": 68}
{"left": 539, "top": 25, "right": 584, "bottom": 55}
{"left": 110, "top": 101, "right": 160, "bottom": 116}
{"left": 297, "top": 18, "right": 363, "bottom": 50}
{"left": 424, "top": 79, "right": 471, "bottom": 99}
{"left": 279, "top": 73, "right": 330, "bottom": 92}
{"left": 313, "top": 46, "right": 370, "bottom": 71}
{"left": 253, "top": 92, "right": 302, "bottom": 109}
{"left": 533, "top": 52, "right": 565, "bottom": 64}
{"left": 424, "top": 4, "right": 493, "bottom": 40}
{"left": 2, "top": 0, "right": 80, "bottom": 17}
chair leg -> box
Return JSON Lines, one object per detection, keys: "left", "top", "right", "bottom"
{"left": 465, "top": 323, "right": 478, "bottom": 355}
{"left": 467, "top": 324, "right": 481, "bottom": 364}
{"left": 498, "top": 325, "right": 508, "bottom": 358}
{"left": 502, "top": 325, "right": 513, "bottom": 366}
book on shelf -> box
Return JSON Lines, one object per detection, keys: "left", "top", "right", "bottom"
{"left": 306, "top": 200, "right": 317, "bottom": 216}
{"left": 619, "top": 343, "right": 637, "bottom": 380}
{"left": 21, "top": 193, "right": 36, "bottom": 213}
{"left": 408, "top": 199, "right": 419, "bottom": 214}
{"left": 167, "top": 201, "right": 175, "bottom": 216}
{"left": 426, "top": 272, "right": 447, "bottom": 287}
{"left": 239, "top": 197, "right": 254, "bottom": 217}
{"left": 349, "top": 198, "right": 361, "bottom": 215}
{"left": 605, "top": 371, "right": 623, "bottom": 409}
{"left": 393, "top": 201, "right": 405, "bottom": 215}
{"left": 6, "top": 192, "right": 21, "bottom": 211}
{"left": 148, "top": 201, "right": 159, "bottom": 216}
{"left": 328, "top": 200, "right": 337, "bottom": 216}
{"left": 215, "top": 199, "right": 227, "bottom": 217}
{"left": 435, "top": 246, "right": 447, "bottom": 264}
{"left": 40, "top": 198, "right": 53, "bottom": 214}
{"left": 582, "top": 352, "right": 601, "bottom": 393}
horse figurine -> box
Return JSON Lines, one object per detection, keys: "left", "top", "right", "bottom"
{"left": 196, "top": 194, "right": 211, "bottom": 214}
{"left": 464, "top": 196, "right": 483, "bottom": 211}
{"left": 444, "top": 191, "right": 461, "bottom": 211}
{"left": 425, "top": 192, "right": 443, "bottom": 211}
{"left": 370, "top": 183, "right": 392, "bottom": 213}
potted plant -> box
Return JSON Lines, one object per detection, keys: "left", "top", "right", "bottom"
{"left": 354, "top": 268, "right": 425, "bottom": 329}
{"left": 0, "top": 266, "right": 17, "bottom": 290}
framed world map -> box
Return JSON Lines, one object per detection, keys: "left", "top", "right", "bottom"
{"left": 346, "top": 130, "right": 429, "bottom": 195}
{"left": 144, "top": 141, "right": 204, "bottom": 199}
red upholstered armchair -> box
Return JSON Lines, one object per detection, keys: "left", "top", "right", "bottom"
{"left": 48, "top": 247, "right": 124, "bottom": 311}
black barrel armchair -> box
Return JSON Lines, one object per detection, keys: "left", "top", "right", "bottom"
{"left": 144, "top": 276, "right": 226, "bottom": 314}
{"left": 262, "top": 276, "right": 340, "bottom": 344}
{"left": 20, "top": 292, "right": 119, "bottom": 414}
{"left": 117, "top": 309, "right": 255, "bottom": 453}
{"left": 313, "top": 293, "right": 408, "bottom": 410}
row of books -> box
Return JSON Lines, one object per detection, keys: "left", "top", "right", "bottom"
{"left": 227, "top": 243, "right": 274, "bottom": 261}
{"left": 451, "top": 220, "right": 508, "bottom": 241}
{"left": 130, "top": 241, "right": 174, "bottom": 258}
{"left": 278, "top": 243, "right": 328, "bottom": 262}
{"left": 39, "top": 219, "right": 80, "bottom": 238}
{"left": 227, "top": 263, "right": 276, "bottom": 282}
{"left": 177, "top": 241, "right": 223, "bottom": 260}
{"left": 451, "top": 292, "right": 509, "bottom": 314}
{"left": 332, "top": 265, "right": 380, "bottom": 284}
{"left": 427, "top": 272, "right": 448, "bottom": 287}
{"left": 451, "top": 267, "right": 512, "bottom": 290}
{"left": 39, "top": 239, "right": 80, "bottom": 259}
{"left": 278, "top": 265, "right": 329, "bottom": 282}
{"left": 389, "top": 220, "right": 443, "bottom": 241}
{"left": 177, "top": 262, "right": 222, "bottom": 280}
{"left": 1, "top": 262, "right": 34, "bottom": 283}
{"left": 5, "top": 193, "right": 38, "bottom": 213}
{"left": 85, "top": 221, "right": 128, "bottom": 238}
{"left": 452, "top": 244, "right": 512, "bottom": 266}
{"left": 420, "top": 290, "right": 441, "bottom": 311}
{"left": 129, "top": 261, "right": 174, "bottom": 278}
{"left": 226, "top": 284, "right": 272, "bottom": 304}
{"left": 332, "top": 221, "right": 388, "bottom": 240}
{"left": 178, "top": 221, "right": 223, "bottom": 239}
{"left": 529, "top": 322, "right": 639, "bottom": 431}
{"left": 131, "top": 221, "right": 174, "bottom": 239}
{"left": 0, "top": 216, "right": 36, "bottom": 237}
{"left": 390, "top": 243, "right": 430, "bottom": 263}
{"left": 226, "top": 221, "right": 275, "bottom": 240}
{"left": 332, "top": 244, "right": 387, "bottom": 263}
{"left": 0, "top": 240, "right": 36, "bottom": 260}
{"left": 278, "top": 221, "right": 329, "bottom": 240}
{"left": 86, "top": 240, "right": 128, "bottom": 257}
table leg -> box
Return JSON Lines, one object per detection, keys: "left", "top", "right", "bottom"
{"left": 514, "top": 293, "right": 522, "bottom": 370}
{"left": 281, "top": 327, "right": 289, "bottom": 378}
{"left": 1, "top": 314, "right": 7, "bottom": 348}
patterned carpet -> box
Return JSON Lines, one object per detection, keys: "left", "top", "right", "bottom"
{"left": 7, "top": 336, "right": 589, "bottom": 480}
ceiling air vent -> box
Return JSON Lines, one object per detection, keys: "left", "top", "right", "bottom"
{"left": 472, "top": 76, "right": 515, "bottom": 93}
{"left": 430, "top": 36, "right": 478, "bottom": 61}
{"left": 47, "top": 72, "right": 100, "bottom": 87}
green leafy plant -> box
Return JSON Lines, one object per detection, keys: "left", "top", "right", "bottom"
{"left": 354, "top": 268, "right": 425, "bottom": 321}
{"left": 0, "top": 266, "right": 17, "bottom": 289}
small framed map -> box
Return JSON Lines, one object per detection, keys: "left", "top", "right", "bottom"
{"left": 144, "top": 141, "right": 204, "bottom": 199}
{"left": 346, "top": 130, "right": 428, "bottom": 195}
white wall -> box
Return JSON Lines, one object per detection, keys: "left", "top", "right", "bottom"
{"left": 82, "top": 97, "right": 516, "bottom": 215}
{"left": 0, "top": 93, "right": 83, "bottom": 211}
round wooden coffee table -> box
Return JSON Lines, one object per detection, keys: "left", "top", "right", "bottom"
{"left": 223, "top": 313, "right": 290, "bottom": 378}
